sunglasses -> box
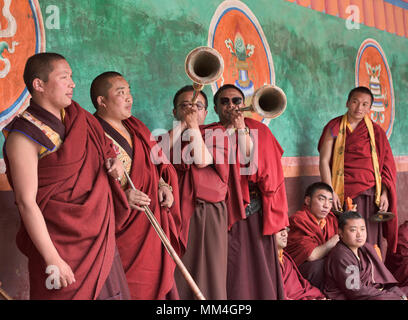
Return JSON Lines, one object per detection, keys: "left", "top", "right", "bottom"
{"left": 219, "top": 97, "right": 243, "bottom": 106}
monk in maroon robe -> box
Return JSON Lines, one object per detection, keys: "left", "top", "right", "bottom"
{"left": 319, "top": 87, "right": 398, "bottom": 257}
{"left": 275, "top": 227, "right": 326, "bottom": 300}
{"left": 286, "top": 182, "right": 339, "bottom": 289}
{"left": 3, "top": 53, "right": 129, "bottom": 299}
{"left": 164, "top": 85, "right": 230, "bottom": 299}
{"left": 386, "top": 221, "right": 408, "bottom": 287}
{"left": 210, "top": 84, "right": 288, "bottom": 300}
{"left": 324, "top": 211, "right": 408, "bottom": 300}
{"left": 91, "top": 72, "right": 182, "bottom": 300}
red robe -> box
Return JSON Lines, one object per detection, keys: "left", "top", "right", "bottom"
{"left": 169, "top": 123, "right": 230, "bottom": 247}
{"left": 386, "top": 221, "right": 408, "bottom": 286}
{"left": 286, "top": 207, "right": 338, "bottom": 266}
{"left": 324, "top": 241, "right": 408, "bottom": 300}
{"left": 3, "top": 101, "right": 118, "bottom": 299}
{"left": 318, "top": 116, "right": 398, "bottom": 252}
{"left": 99, "top": 115, "right": 183, "bottom": 300}
{"left": 280, "top": 251, "right": 326, "bottom": 300}
{"left": 207, "top": 118, "right": 289, "bottom": 234}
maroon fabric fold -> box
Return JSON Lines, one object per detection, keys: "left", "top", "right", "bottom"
{"left": 318, "top": 116, "right": 398, "bottom": 253}
{"left": 324, "top": 241, "right": 407, "bottom": 300}
{"left": 386, "top": 221, "right": 408, "bottom": 286}
{"left": 107, "top": 116, "right": 182, "bottom": 300}
{"left": 281, "top": 251, "right": 326, "bottom": 300}
{"left": 3, "top": 100, "right": 117, "bottom": 300}
{"left": 286, "top": 207, "right": 338, "bottom": 266}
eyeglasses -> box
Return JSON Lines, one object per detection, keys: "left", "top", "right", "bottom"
{"left": 177, "top": 101, "right": 207, "bottom": 111}
{"left": 219, "top": 97, "right": 243, "bottom": 106}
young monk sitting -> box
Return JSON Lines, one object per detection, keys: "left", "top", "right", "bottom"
{"left": 324, "top": 211, "right": 408, "bottom": 300}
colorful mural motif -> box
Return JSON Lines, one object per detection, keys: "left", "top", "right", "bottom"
{"left": 356, "top": 38, "right": 394, "bottom": 138}
{"left": 208, "top": 0, "right": 275, "bottom": 124}
{"left": 286, "top": 0, "right": 408, "bottom": 39}
{"left": 0, "top": 0, "right": 45, "bottom": 130}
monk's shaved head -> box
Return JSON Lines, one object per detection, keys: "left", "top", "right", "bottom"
{"left": 90, "top": 71, "right": 123, "bottom": 109}
{"left": 23, "top": 52, "right": 66, "bottom": 94}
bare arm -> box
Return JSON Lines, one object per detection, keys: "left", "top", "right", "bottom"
{"left": 307, "top": 234, "right": 340, "bottom": 261}
{"left": 177, "top": 107, "right": 213, "bottom": 168}
{"left": 6, "top": 132, "right": 75, "bottom": 288}
{"left": 319, "top": 130, "right": 341, "bottom": 211}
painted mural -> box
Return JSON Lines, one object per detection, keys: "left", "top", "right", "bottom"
{"left": 356, "top": 38, "right": 394, "bottom": 138}
{"left": 208, "top": 0, "right": 276, "bottom": 124}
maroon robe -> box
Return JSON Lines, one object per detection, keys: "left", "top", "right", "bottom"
{"left": 318, "top": 116, "right": 398, "bottom": 253}
{"left": 96, "top": 115, "right": 183, "bottom": 300}
{"left": 3, "top": 101, "right": 119, "bottom": 299}
{"left": 280, "top": 251, "right": 326, "bottom": 300}
{"left": 286, "top": 207, "right": 338, "bottom": 266}
{"left": 167, "top": 123, "right": 230, "bottom": 299}
{"left": 386, "top": 221, "right": 408, "bottom": 286}
{"left": 324, "top": 241, "right": 408, "bottom": 300}
{"left": 207, "top": 118, "right": 288, "bottom": 299}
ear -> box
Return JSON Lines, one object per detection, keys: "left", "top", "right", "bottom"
{"left": 32, "top": 78, "right": 44, "bottom": 92}
{"left": 214, "top": 105, "right": 218, "bottom": 115}
{"left": 172, "top": 108, "right": 177, "bottom": 119}
{"left": 304, "top": 195, "right": 311, "bottom": 207}
{"left": 97, "top": 96, "right": 106, "bottom": 109}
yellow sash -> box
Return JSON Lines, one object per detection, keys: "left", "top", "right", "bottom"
{"left": 331, "top": 114, "right": 381, "bottom": 207}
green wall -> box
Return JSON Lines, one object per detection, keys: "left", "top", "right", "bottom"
{"left": 2, "top": 0, "right": 407, "bottom": 158}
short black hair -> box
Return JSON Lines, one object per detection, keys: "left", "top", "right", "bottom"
{"left": 347, "top": 86, "right": 374, "bottom": 106}
{"left": 90, "top": 71, "right": 123, "bottom": 109}
{"left": 172, "top": 85, "right": 208, "bottom": 109}
{"left": 23, "top": 52, "right": 66, "bottom": 94}
{"left": 338, "top": 211, "right": 364, "bottom": 230}
{"left": 304, "top": 182, "right": 333, "bottom": 199}
{"left": 213, "top": 84, "right": 245, "bottom": 106}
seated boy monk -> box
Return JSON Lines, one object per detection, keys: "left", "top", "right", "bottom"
{"left": 275, "top": 227, "right": 326, "bottom": 300}
{"left": 324, "top": 211, "right": 408, "bottom": 300}
{"left": 285, "top": 182, "right": 339, "bottom": 290}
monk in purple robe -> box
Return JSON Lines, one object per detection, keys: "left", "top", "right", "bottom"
{"left": 324, "top": 211, "right": 408, "bottom": 300}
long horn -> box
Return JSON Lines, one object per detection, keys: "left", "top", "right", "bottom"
{"left": 0, "top": 282, "right": 13, "bottom": 300}
{"left": 240, "top": 84, "right": 287, "bottom": 119}
{"left": 123, "top": 170, "right": 206, "bottom": 300}
{"left": 185, "top": 46, "right": 224, "bottom": 103}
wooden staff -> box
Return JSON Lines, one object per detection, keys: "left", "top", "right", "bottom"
{"left": 123, "top": 170, "right": 206, "bottom": 300}
{"left": 0, "top": 282, "right": 13, "bottom": 300}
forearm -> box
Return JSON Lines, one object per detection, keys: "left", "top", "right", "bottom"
{"left": 17, "top": 200, "right": 61, "bottom": 264}
{"left": 185, "top": 127, "right": 213, "bottom": 168}
{"left": 237, "top": 128, "right": 253, "bottom": 159}
{"left": 307, "top": 243, "right": 332, "bottom": 261}
{"left": 319, "top": 159, "right": 333, "bottom": 187}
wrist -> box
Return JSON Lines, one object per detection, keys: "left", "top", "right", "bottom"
{"left": 158, "top": 181, "right": 173, "bottom": 192}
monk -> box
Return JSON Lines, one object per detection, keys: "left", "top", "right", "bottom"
{"left": 2, "top": 53, "right": 130, "bottom": 299}
{"left": 318, "top": 86, "right": 398, "bottom": 257}
{"left": 275, "top": 227, "right": 326, "bottom": 300}
{"left": 385, "top": 221, "right": 408, "bottom": 287}
{"left": 90, "top": 71, "right": 182, "bottom": 300}
{"left": 285, "top": 182, "right": 339, "bottom": 290}
{"left": 163, "top": 85, "right": 229, "bottom": 299}
{"left": 210, "top": 84, "right": 288, "bottom": 300}
{"left": 324, "top": 211, "right": 408, "bottom": 300}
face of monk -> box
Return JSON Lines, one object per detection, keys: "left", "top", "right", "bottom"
{"left": 275, "top": 227, "right": 289, "bottom": 250}
{"left": 40, "top": 59, "right": 75, "bottom": 110}
{"left": 101, "top": 76, "right": 133, "bottom": 120}
{"left": 346, "top": 92, "right": 372, "bottom": 122}
{"left": 305, "top": 188, "right": 333, "bottom": 221}
{"left": 214, "top": 88, "right": 245, "bottom": 125}
{"left": 173, "top": 90, "right": 208, "bottom": 125}
{"left": 339, "top": 218, "right": 367, "bottom": 250}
